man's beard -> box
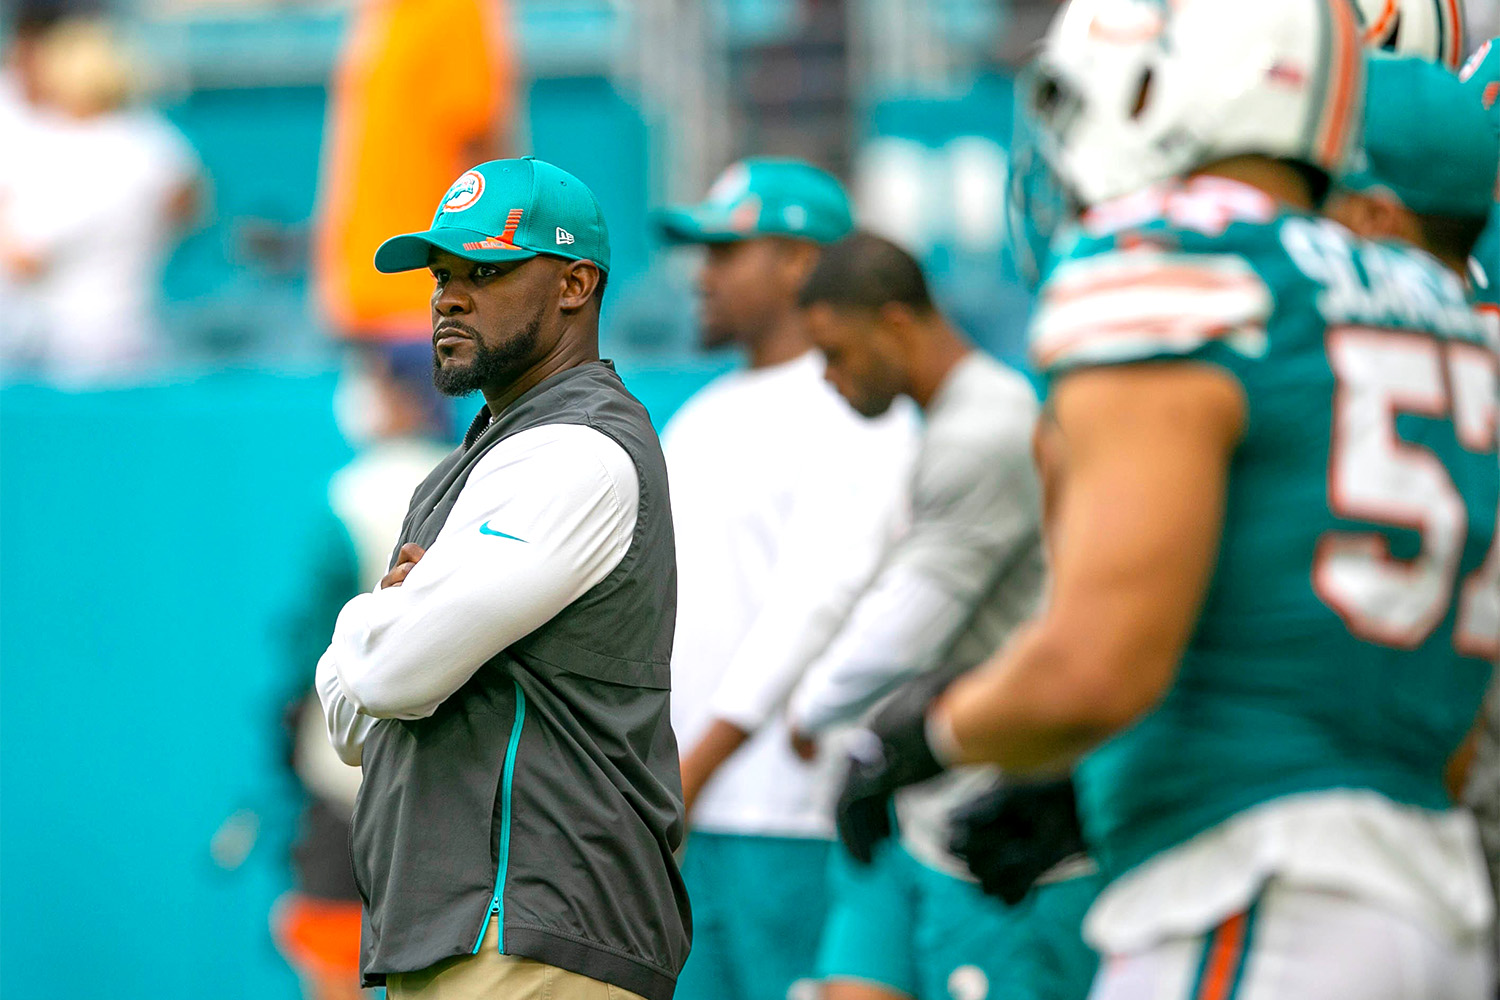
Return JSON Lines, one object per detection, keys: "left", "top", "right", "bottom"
{"left": 698, "top": 315, "right": 736, "bottom": 351}
{"left": 431, "top": 307, "right": 544, "bottom": 398}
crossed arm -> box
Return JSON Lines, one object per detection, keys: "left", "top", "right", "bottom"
{"left": 314, "top": 425, "right": 639, "bottom": 765}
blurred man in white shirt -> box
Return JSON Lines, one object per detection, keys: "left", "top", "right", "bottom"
{"left": 0, "top": 16, "right": 202, "bottom": 383}
{"left": 656, "top": 160, "right": 917, "bottom": 1000}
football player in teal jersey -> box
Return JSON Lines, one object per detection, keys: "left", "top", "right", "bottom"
{"left": 834, "top": 0, "right": 1500, "bottom": 996}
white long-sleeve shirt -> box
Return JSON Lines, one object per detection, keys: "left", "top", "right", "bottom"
{"left": 316, "top": 422, "right": 639, "bottom": 765}
{"left": 789, "top": 354, "right": 1043, "bottom": 736}
{"left": 666, "top": 351, "right": 918, "bottom": 837}
{"left": 783, "top": 352, "right": 1045, "bottom": 872}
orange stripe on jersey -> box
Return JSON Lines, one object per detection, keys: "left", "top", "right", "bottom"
{"left": 1046, "top": 268, "right": 1260, "bottom": 306}
{"left": 1033, "top": 317, "right": 1245, "bottom": 368}
{"left": 1317, "top": 0, "right": 1361, "bottom": 166}
{"left": 1196, "top": 911, "right": 1251, "bottom": 1000}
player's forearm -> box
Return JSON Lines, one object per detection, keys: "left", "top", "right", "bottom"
{"left": 933, "top": 366, "right": 1240, "bottom": 771}
{"left": 930, "top": 622, "right": 1165, "bottom": 773}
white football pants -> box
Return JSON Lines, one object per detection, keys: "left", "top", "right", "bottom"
{"left": 1087, "top": 879, "right": 1495, "bottom": 1000}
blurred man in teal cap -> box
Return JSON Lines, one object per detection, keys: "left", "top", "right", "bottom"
{"left": 317, "top": 157, "right": 690, "bottom": 1000}
{"left": 1459, "top": 38, "right": 1500, "bottom": 321}
{"left": 1327, "top": 55, "right": 1498, "bottom": 285}
{"left": 659, "top": 158, "right": 918, "bottom": 1000}
{"left": 658, "top": 157, "right": 854, "bottom": 357}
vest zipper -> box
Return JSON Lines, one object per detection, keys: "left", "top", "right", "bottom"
{"left": 472, "top": 680, "right": 527, "bottom": 954}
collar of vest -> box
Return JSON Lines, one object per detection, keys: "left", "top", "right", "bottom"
{"left": 462, "top": 360, "right": 620, "bottom": 450}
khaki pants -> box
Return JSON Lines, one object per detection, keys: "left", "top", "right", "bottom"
{"left": 386, "top": 920, "right": 650, "bottom": 1000}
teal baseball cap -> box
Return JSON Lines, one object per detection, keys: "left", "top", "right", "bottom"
{"left": 1343, "top": 55, "right": 1499, "bottom": 218}
{"left": 655, "top": 158, "right": 854, "bottom": 245}
{"left": 375, "top": 157, "right": 610, "bottom": 274}
{"left": 1459, "top": 37, "right": 1500, "bottom": 132}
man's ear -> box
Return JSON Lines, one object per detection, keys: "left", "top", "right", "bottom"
{"left": 557, "top": 260, "right": 602, "bottom": 312}
{"left": 877, "top": 301, "right": 923, "bottom": 353}
{"left": 878, "top": 301, "right": 920, "bottom": 333}
{"left": 1379, "top": 199, "right": 1426, "bottom": 253}
{"left": 780, "top": 240, "right": 822, "bottom": 291}
{"left": 1328, "top": 190, "right": 1420, "bottom": 248}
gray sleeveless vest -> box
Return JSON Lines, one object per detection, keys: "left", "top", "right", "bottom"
{"left": 350, "top": 362, "right": 688, "bottom": 1000}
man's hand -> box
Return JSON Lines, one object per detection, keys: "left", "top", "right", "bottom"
{"left": 381, "top": 544, "right": 426, "bottom": 589}
{"left": 835, "top": 676, "right": 948, "bottom": 864}
{"left": 678, "top": 719, "right": 751, "bottom": 820}
{"left": 949, "top": 778, "right": 1087, "bottom": 906}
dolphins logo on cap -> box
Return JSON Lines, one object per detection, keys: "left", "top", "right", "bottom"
{"left": 442, "top": 171, "right": 485, "bottom": 212}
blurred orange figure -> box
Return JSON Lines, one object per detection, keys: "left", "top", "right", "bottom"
{"left": 314, "top": 0, "right": 517, "bottom": 341}
{"left": 273, "top": 894, "right": 365, "bottom": 1000}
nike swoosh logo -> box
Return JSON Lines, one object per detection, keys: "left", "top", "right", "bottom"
{"left": 479, "top": 522, "right": 527, "bottom": 543}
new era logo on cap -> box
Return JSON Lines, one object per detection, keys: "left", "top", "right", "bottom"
{"left": 556, "top": 227, "right": 575, "bottom": 245}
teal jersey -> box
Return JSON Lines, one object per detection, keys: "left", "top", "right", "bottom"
{"left": 1031, "top": 176, "right": 1500, "bottom": 880}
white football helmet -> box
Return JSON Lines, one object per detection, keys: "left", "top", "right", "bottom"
{"left": 1030, "top": 0, "right": 1367, "bottom": 206}
{"left": 1352, "top": 0, "right": 1466, "bottom": 68}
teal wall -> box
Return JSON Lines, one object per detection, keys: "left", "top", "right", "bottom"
{"left": 0, "top": 360, "right": 725, "bottom": 1000}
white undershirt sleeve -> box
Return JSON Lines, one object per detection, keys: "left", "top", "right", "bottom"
{"left": 314, "top": 423, "right": 638, "bottom": 761}
{"left": 317, "top": 647, "right": 379, "bottom": 765}
{"left": 790, "top": 392, "right": 1042, "bottom": 733}
{"left": 787, "top": 565, "right": 972, "bottom": 733}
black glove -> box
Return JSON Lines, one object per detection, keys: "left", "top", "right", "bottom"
{"left": 835, "top": 677, "right": 948, "bottom": 865}
{"left": 949, "top": 777, "right": 1086, "bottom": 906}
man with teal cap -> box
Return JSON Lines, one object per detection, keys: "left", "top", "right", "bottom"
{"left": 1459, "top": 37, "right": 1500, "bottom": 322}
{"left": 1327, "top": 55, "right": 1499, "bottom": 286}
{"left": 658, "top": 158, "right": 917, "bottom": 1000}
{"left": 658, "top": 157, "right": 856, "bottom": 356}
{"left": 656, "top": 157, "right": 856, "bottom": 247}
{"left": 316, "top": 156, "right": 690, "bottom": 1000}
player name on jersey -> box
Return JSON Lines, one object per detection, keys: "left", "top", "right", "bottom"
{"left": 1281, "top": 217, "right": 1491, "bottom": 344}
